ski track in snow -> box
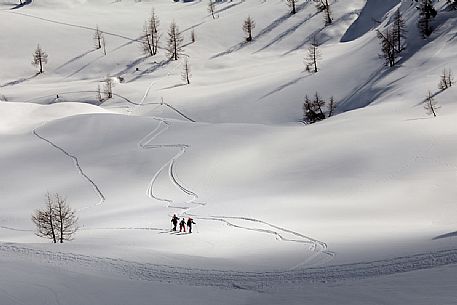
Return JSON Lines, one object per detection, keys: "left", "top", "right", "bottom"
{"left": 1, "top": 243, "right": 457, "bottom": 291}
{"left": 136, "top": 85, "right": 334, "bottom": 267}
{"left": 32, "top": 127, "right": 106, "bottom": 207}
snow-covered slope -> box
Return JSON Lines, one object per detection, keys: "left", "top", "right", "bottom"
{"left": 1, "top": 0, "right": 457, "bottom": 304}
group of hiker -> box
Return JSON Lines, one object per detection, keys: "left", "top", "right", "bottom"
{"left": 171, "top": 214, "right": 196, "bottom": 233}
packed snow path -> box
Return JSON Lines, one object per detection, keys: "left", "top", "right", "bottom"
{"left": 1, "top": 243, "right": 457, "bottom": 291}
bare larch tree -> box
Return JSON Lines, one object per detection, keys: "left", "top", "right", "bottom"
{"left": 315, "top": 0, "right": 332, "bottom": 25}
{"left": 54, "top": 194, "right": 78, "bottom": 243}
{"left": 182, "top": 58, "right": 192, "bottom": 85}
{"left": 242, "top": 16, "right": 256, "bottom": 42}
{"left": 94, "top": 25, "right": 104, "bottom": 49}
{"left": 438, "top": 68, "right": 454, "bottom": 90}
{"left": 142, "top": 9, "right": 160, "bottom": 56}
{"left": 377, "top": 29, "right": 397, "bottom": 67}
{"left": 424, "top": 91, "right": 439, "bottom": 117}
{"left": 392, "top": 9, "right": 407, "bottom": 54}
{"left": 286, "top": 0, "right": 298, "bottom": 14}
{"left": 103, "top": 76, "right": 113, "bottom": 99}
{"left": 327, "top": 96, "right": 336, "bottom": 117}
{"left": 167, "top": 21, "right": 184, "bottom": 60}
{"left": 208, "top": 0, "right": 216, "bottom": 19}
{"left": 305, "top": 36, "right": 321, "bottom": 73}
{"left": 32, "top": 44, "right": 48, "bottom": 74}
{"left": 32, "top": 193, "right": 58, "bottom": 243}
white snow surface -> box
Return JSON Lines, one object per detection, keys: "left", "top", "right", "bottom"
{"left": 1, "top": 0, "right": 457, "bottom": 304}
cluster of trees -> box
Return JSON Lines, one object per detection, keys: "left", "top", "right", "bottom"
{"left": 377, "top": 9, "right": 407, "bottom": 67}
{"left": 32, "top": 193, "right": 78, "bottom": 243}
{"left": 286, "top": 0, "right": 333, "bottom": 25}
{"left": 303, "top": 92, "right": 336, "bottom": 124}
{"left": 417, "top": 0, "right": 437, "bottom": 37}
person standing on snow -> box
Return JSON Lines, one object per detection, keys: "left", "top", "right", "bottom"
{"left": 171, "top": 214, "right": 179, "bottom": 231}
{"left": 187, "top": 218, "right": 196, "bottom": 233}
{"left": 179, "top": 218, "right": 186, "bottom": 233}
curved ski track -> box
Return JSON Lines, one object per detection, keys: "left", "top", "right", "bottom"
{"left": 137, "top": 100, "right": 334, "bottom": 264}
{"left": 33, "top": 127, "right": 105, "bottom": 206}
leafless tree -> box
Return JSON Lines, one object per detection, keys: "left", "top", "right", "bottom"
{"left": 327, "top": 96, "right": 336, "bottom": 117}
{"left": 438, "top": 68, "right": 454, "bottom": 90}
{"left": 32, "top": 193, "right": 58, "bottom": 243}
{"left": 242, "top": 16, "right": 256, "bottom": 42}
{"left": 392, "top": 9, "right": 407, "bottom": 53}
{"left": 32, "top": 44, "right": 48, "bottom": 74}
{"left": 286, "top": 0, "right": 298, "bottom": 14}
{"left": 424, "top": 91, "right": 439, "bottom": 117}
{"left": 182, "top": 58, "right": 191, "bottom": 85}
{"left": 191, "top": 29, "right": 196, "bottom": 43}
{"left": 315, "top": 0, "right": 332, "bottom": 25}
{"left": 94, "top": 25, "right": 104, "bottom": 49}
{"left": 103, "top": 76, "right": 113, "bottom": 99}
{"left": 142, "top": 9, "right": 160, "bottom": 56}
{"left": 208, "top": 0, "right": 216, "bottom": 19}
{"left": 101, "top": 35, "right": 107, "bottom": 55}
{"left": 305, "top": 36, "right": 321, "bottom": 73}
{"left": 167, "top": 21, "right": 184, "bottom": 60}
{"left": 96, "top": 84, "right": 103, "bottom": 103}
{"left": 377, "top": 29, "right": 397, "bottom": 67}
{"left": 54, "top": 194, "right": 78, "bottom": 243}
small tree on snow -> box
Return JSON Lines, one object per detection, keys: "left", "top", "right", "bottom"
{"left": 32, "top": 193, "right": 78, "bottom": 243}
{"left": 208, "top": 0, "right": 216, "bottom": 19}
{"left": 286, "top": 0, "right": 298, "bottom": 15}
{"left": 315, "top": 0, "right": 332, "bottom": 25}
{"left": 418, "top": 0, "right": 437, "bottom": 38}
{"left": 305, "top": 37, "right": 321, "bottom": 73}
{"left": 438, "top": 68, "right": 454, "bottom": 90}
{"left": 191, "top": 29, "right": 196, "bottom": 43}
{"left": 392, "top": 9, "right": 407, "bottom": 54}
{"left": 377, "top": 29, "right": 397, "bottom": 67}
{"left": 167, "top": 21, "right": 184, "bottom": 60}
{"left": 32, "top": 44, "right": 48, "bottom": 74}
{"left": 327, "top": 96, "right": 336, "bottom": 117}
{"left": 103, "top": 76, "right": 114, "bottom": 99}
{"left": 32, "top": 193, "right": 58, "bottom": 243}
{"left": 242, "top": 16, "right": 255, "bottom": 42}
{"left": 142, "top": 9, "right": 160, "bottom": 57}
{"left": 182, "top": 58, "right": 192, "bottom": 85}
{"left": 54, "top": 194, "right": 79, "bottom": 243}
{"left": 424, "top": 91, "right": 439, "bottom": 117}
{"left": 94, "top": 25, "right": 104, "bottom": 49}
{"left": 96, "top": 84, "right": 103, "bottom": 103}
{"left": 101, "top": 35, "right": 107, "bottom": 55}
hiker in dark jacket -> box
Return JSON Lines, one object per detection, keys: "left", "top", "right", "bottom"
{"left": 186, "top": 218, "right": 196, "bottom": 233}
{"left": 171, "top": 214, "right": 179, "bottom": 231}
{"left": 179, "top": 218, "right": 186, "bottom": 233}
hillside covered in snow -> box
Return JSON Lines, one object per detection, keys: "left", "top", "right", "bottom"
{"left": 0, "top": 0, "right": 456, "bottom": 304}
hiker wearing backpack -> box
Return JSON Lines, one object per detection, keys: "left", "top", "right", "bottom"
{"left": 187, "top": 218, "right": 196, "bottom": 233}
{"left": 171, "top": 214, "right": 179, "bottom": 231}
